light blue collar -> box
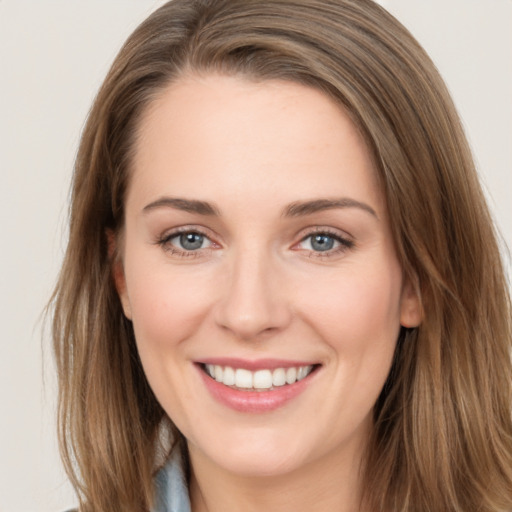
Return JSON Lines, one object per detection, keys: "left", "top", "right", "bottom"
{"left": 153, "top": 446, "right": 191, "bottom": 512}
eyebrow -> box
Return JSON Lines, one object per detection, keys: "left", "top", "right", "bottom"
{"left": 142, "top": 196, "right": 377, "bottom": 219}
{"left": 143, "top": 197, "right": 220, "bottom": 216}
{"left": 283, "top": 198, "right": 377, "bottom": 218}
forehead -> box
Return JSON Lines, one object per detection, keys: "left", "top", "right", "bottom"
{"left": 128, "top": 73, "right": 384, "bottom": 215}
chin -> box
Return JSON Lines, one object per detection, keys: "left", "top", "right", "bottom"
{"left": 212, "top": 449, "right": 308, "bottom": 478}
{"left": 188, "top": 424, "right": 324, "bottom": 479}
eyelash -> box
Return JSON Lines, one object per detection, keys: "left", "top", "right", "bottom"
{"left": 297, "top": 228, "right": 354, "bottom": 258}
{"left": 156, "top": 227, "right": 214, "bottom": 258}
{"left": 156, "top": 227, "right": 354, "bottom": 259}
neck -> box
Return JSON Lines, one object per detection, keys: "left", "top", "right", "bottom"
{"left": 188, "top": 439, "right": 366, "bottom": 512}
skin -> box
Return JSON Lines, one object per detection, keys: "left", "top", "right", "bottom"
{"left": 115, "top": 74, "right": 421, "bottom": 512}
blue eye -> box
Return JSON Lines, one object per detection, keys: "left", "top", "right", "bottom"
{"left": 298, "top": 231, "right": 353, "bottom": 254}
{"left": 165, "top": 231, "right": 212, "bottom": 251}
{"left": 309, "top": 234, "right": 336, "bottom": 252}
{"left": 178, "top": 232, "right": 205, "bottom": 250}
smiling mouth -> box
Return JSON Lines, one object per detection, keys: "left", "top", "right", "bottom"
{"left": 201, "top": 363, "right": 318, "bottom": 392}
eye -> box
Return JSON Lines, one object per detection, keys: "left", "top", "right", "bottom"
{"left": 157, "top": 229, "right": 215, "bottom": 255}
{"left": 304, "top": 233, "right": 337, "bottom": 252}
{"left": 173, "top": 232, "right": 210, "bottom": 251}
{"left": 296, "top": 230, "right": 354, "bottom": 255}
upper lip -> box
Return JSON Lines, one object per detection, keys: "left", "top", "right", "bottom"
{"left": 196, "top": 357, "right": 319, "bottom": 371}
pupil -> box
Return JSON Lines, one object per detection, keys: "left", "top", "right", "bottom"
{"left": 180, "top": 233, "right": 203, "bottom": 250}
{"left": 311, "top": 234, "right": 334, "bottom": 251}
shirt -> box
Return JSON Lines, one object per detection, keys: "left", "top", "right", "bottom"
{"left": 152, "top": 446, "right": 192, "bottom": 512}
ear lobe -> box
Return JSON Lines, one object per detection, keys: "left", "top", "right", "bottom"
{"left": 106, "top": 229, "right": 132, "bottom": 320}
{"left": 400, "top": 278, "right": 422, "bottom": 328}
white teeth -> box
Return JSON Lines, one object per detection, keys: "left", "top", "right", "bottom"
{"left": 235, "top": 368, "right": 253, "bottom": 388}
{"left": 272, "top": 368, "right": 286, "bottom": 387}
{"left": 223, "top": 366, "right": 236, "bottom": 386}
{"left": 204, "top": 363, "right": 315, "bottom": 389}
{"left": 253, "top": 370, "right": 273, "bottom": 389}
{"left": 297, "top": 366, "right": 312, "bottom": 381}
{"left": 285, "top": 367, "right": 297, "bottom": 384}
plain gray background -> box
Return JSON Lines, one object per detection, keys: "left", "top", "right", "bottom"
{"left": 0, "top": 1, "right": 510, "bottom": 510}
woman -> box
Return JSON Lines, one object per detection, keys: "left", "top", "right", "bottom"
{"left": 50, "top": 0, "right": 512, "bottom": 511}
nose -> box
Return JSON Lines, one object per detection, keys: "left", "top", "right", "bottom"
{"left": 214, "top": 249, "right": 292, "bottom": 341}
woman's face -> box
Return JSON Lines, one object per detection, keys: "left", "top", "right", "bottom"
{"left": 116, "top": 74, "right": 421, "bottom": 478}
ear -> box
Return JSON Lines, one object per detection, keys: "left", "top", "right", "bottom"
{"left": 106, "top": 229, "right": 132, "bottom": 320}
{"left": 399, "top": 277, "right": 422, "bottom": 328}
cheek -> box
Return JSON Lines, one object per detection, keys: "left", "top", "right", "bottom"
{"left": 298, "top": 260, "right": 403, "bottom": 355}
{"left": 122, "top": 254, "right": 218, "bottom": 426}
{"left": 123, "top": 251, "right": 217, "bottom": 354}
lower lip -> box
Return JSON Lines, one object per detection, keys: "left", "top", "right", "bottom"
{"left": 197, "top": 365, "right": 316, "bottom": 413}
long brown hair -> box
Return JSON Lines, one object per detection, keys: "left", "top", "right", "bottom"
{"left": 49, "top": 1, "right": 512, "bottom": 510}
